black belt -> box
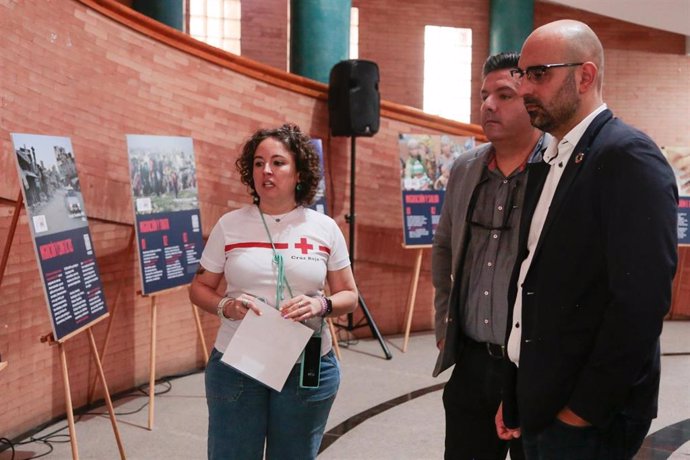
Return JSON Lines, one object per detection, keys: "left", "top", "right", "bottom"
{"left": 464, "top": 337, "right": 505, "bottom": 359}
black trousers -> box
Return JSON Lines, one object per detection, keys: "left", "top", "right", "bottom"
{"left": 442, "top": 340, "right": 524, "bottom": 460}
{"left": 521, "top": 413, "right": 651, "bottom": 460}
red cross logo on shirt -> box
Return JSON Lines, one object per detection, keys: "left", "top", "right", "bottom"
{"left": 294, "top": 237, "right": 314, "bottom": 254}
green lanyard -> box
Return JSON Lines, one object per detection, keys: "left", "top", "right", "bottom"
{"left": 258, "top": 206, "right": 293, "bottom": 307}
{"left": 258, "top": 205, "right": 322, "bottom": 336}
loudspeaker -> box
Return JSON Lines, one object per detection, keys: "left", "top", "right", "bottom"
{"left": 328, "top": 60, "right": 380, "bottom": 137}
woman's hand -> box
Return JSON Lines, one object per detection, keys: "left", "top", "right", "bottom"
{"left": 279, "top": 296, "right": 320, "bottom": 321}
{"left": 223, "top": 295, "right": 262, "bottom": 321}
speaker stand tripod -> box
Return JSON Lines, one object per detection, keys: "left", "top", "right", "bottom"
{"left": 333, "top": 137, "right": 392, "bottom": 360}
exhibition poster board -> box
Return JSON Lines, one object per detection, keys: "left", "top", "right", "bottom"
{"left": 661, "top": 146, "right": 690, "bottom": 245}
{"left": 309, "top": 138, "right": 328, "bottom": 215}
{"left": 126, "top": 135, "right": 204, "bottom": 294}
{"left": 398, "top": 133, "right": 475, "bottom": 246}
{"left": 11, "top": 133, "right": 108, "bottom": 342}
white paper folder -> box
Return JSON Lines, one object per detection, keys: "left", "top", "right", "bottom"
{"left": 220, "top": 298, "right": 313, "bottom": 392}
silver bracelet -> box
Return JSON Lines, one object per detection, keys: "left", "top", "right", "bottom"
{"left": 216, "top": 297, "right": 235, "bottom": 320}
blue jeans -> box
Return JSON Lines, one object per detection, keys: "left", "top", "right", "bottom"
{"left": 205, "top": 347, "right": 340, "bottom": 460}
{"left": 521, "top": 414, "right": 651, "bottom": 460}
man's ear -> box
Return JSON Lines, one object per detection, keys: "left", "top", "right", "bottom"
{"left": 578, "top": 62, "right": 597, "bottom": 93}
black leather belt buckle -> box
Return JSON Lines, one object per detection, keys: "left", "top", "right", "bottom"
{"left": 486, "top": 342, "right": 505, "bottom": 359}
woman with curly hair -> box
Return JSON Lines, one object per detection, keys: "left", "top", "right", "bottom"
{"left": 190, "top": 123, "right": 358, "bottom": 459}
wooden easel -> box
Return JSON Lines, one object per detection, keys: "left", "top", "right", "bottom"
{"left": 0, "top": 192, "right": 23, "bottom": 373}
{"left": 41, "top": 319, "right": 127, "bottom": 460}
{"left": 670, "top": 246, "right": 688, "bottom": 318}
{"left": 190, "top": 301, "right": 210, "bottom": 363}
{"left": 87, "top": 228, "right": 135, "bottom": 403}
{"left": 143, "top": 285, "right": 209, "bottom": 430}
{"left": 2, "top": 191, "right": 126, "bottom": 458}
{"left": 402, "top": 245, "right": 430, "bottom": 352}
{"left": 326, "top": 318, "right": 341, "bottom": 360}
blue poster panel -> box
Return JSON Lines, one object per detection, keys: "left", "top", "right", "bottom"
{"left": 398, "top": 133, "right": 475, "bottom": 246}
{"left": 402, "top": 190, "right": 445, "bottom": 245}
{"left": 661, "top": 146, "right": 690, "bottom": 246}
{"left": 308, "top": 138, "right": 328, "bottom": 215}
{"left": 11, "top": 133, "right": 108, "bottom": 342}
{"left": 679, "top": 197, "right": 689, "bottom": 246}
{"left": 126, "top": 135, "right": 204, "bottom": 294}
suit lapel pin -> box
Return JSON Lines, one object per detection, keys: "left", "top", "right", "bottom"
{"left": 575, "top": 152, "right": 585, "bottom": 164}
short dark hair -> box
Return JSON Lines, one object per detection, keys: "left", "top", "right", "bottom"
{"left": 482, "top": 52, "right": 520, "bottom": 78}
{"left": 235, "top": 123, "right": 321, "bottom": 206}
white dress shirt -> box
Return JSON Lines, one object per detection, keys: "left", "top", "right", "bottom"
{"left": 507, "top": 104, "right": 607, "bottom": 365}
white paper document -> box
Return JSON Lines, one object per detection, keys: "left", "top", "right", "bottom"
{"left": 221, "top": 298, "right": 313, "bottom": 392}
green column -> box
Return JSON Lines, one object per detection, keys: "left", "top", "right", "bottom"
{"left": 290, "top": 0, "right": 351, "bottom": 84}
{"left": 132, "top": 0, "right": 184, "bottom": 32}
{"left": 489, "top": 0, "right": 533, "bottom": 54}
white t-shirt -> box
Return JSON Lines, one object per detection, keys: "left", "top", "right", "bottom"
{"left": 200, "top": 205, "right": 351, "bottom": 356}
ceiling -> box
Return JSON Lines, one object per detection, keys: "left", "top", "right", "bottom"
{"left": 544, "top": 0, "right": 690, "bottom": 36}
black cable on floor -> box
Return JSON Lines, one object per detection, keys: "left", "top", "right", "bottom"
{"left": 1, "top": 368, "right": 204, "bottom": 459}
{"left": 0, "top": 437, "right": 16, "bottom": 460}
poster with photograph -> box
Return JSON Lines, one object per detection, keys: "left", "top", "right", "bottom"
{"left": 11, "top": 133, "right": 108, "bottom": 342}
{"left": 126, "top": 135, "right": 204, "bottom": 294}
{"left": 661, "top": 146, "right": 690, "bottom": 245}
{"left": 398, "top": 133, "right": 476, "bottom": 246}
{"left": 308, "top": 138, "right": 328, "bottom": 215}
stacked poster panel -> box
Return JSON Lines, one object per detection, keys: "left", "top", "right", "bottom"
{"left": 11, "top": 134, "right": 108, "bottom": 342}
{"left": 399, "top": 134, "right": 476, "bottom": 246}
{"left": 662, "top": 146, "right": 690, "bottom": 245}
{"left": 126, "top": 135, "right": 204, "bottom": 294}
{"left": 309, "top": 138, "right": 328, "bottom": 215}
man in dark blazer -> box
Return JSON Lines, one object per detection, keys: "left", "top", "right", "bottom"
{"left": 433, "top": 52, "right": 549, "bottom": 459}
{"left": 495, "top": 20, "right": 678, "bottom": 460}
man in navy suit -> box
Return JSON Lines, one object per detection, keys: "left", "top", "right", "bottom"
{"left": 495, "top": 20, "right": 678, "bottom": 459}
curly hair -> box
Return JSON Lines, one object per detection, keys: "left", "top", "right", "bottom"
{"left": 235, "top": 123, "right": 321, "bottom": 206}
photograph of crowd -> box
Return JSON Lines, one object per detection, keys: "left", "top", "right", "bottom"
{"left": 126, "top": 135, "right": 199, "bottom": 215}
{"left": 12, "top": 134, "right": 88, "bottom": 237}
{"left": 398, "top": 133, "right": 476, "bottom": 191}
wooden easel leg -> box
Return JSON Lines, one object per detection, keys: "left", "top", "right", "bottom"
{"left": 402, "top": 249, "right": 424, "bottom": 353}
{"left": 88, "top": 229, "right": 135, "bottom": 403}
{"left": 670, "top": 247, "right": 687, "bottom": 318}
{"left": 0, "top": 192, "right": 23, "bottom": 286}
{"left": 59, "top": 343, "right": 80, "bottom": 460}
{"left": 87, "top": 329, "right": 127, "bottom": 459}
{"left": 192, "top": 304, "right": 209, "bottom": 364}
{"left": 327, "top": 318, "right": 341, "bottom": 360}
{"left": 148, "top": 295, "right": 157, "bottom": 431}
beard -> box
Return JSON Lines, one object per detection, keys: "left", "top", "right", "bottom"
{"left": 524, "top": 72, "right": 580, "bottom": 133}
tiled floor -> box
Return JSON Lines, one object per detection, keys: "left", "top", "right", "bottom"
{"left": 2, "top": 321, "right": 688, "bottom": 459}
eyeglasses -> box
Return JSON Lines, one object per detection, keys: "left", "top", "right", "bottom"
{"left": 510, "top": 63, "right": 584, "bottom": 82}
{"left": 466, "top": 179, "right": 519, "bottom": 232}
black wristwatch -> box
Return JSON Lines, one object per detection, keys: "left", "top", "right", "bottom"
{"left": 324, "top": 297, "right": 333, "bottom": 316}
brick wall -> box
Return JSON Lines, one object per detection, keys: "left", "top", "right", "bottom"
{"left": 354, "top": 0, "right": 489, "bottom": 125}
{"left": 535, "top": 2, "right": 686, "bottom": 54}
{"left": 241, "top": 0, "right": 288, "bottom": 71}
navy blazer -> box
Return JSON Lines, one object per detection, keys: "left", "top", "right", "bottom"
{"left": 503, "top": 109, "right": 678, "bottom": 433}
